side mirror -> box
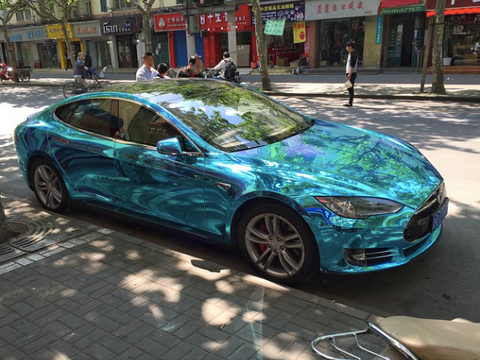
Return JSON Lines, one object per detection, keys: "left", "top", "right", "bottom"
{"left": 156, "top": 137, "right": 182, "bottom": 156}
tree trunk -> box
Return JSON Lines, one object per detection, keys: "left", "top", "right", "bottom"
{"left": 0, "top": 194, "right": 17, "bottom": 244}
{"left": 251, "top": 0, "right": 272, "bottom": 92}
{"left": 431, "top": 0, "right": 446, "bottom": 94}
{"left": 1, "top": 27, "right": 17, "bottom": 73}
{"left": 61, "top": 20, "right": 76, "bottom": 71}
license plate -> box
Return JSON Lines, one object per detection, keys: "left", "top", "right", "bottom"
{"left": 431, "top": 198, "right": 449, "bottom": 232}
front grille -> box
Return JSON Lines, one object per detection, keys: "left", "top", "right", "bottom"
{"left": 404, "top": 182, "right": 447, "bottom": 242}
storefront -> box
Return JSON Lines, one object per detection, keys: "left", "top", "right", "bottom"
{"left": 0, "top": 26, "right": 50, "bottom": 68}
{"left": 306, "top": 0, "right": 380, "bottom": 68}
{"left": 200, "top": 4, "right": 253, "bottom": 68}
{"left": 153, "top": 13, "right": 187, "bottom": 68}
{"left": 379, "top": 0, "right": 426, "bottom": 68}
{"left": 426, "top": 0, "right": 480, "bottom": 66}
{"left": 253, "top": 1, "right": 306, "bottom": 67}
{"left": 47, "top": 23, "right": 82, "bottom": 69}
{"left": 73, "top": 21, "right": 110, "bottom": 69}
{"left": 100, "top": 16, "right": 141, "bottom": 69}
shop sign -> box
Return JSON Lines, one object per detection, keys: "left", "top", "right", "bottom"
{"left": 73, "top": 21, "right": 101, "bottom": 37}
{"left": 47, "top": 24, "right": 74, "bottom": 39}
{"left": 265, "top": 19, "right": 286, "bottom": 35}
{"left": 0, "top": 27, "right": 48, "bottom": 42}
{"left": 305, "top": 0, "right": 379, "bottom": 20}
{"left": 199, "top": 4, "right": 251, "bottom": 30}
{"left": 381, "top": 5, "right": 424, "bottom": 14}
{"left": 293, "top": 21, "right": 306, "bottom": 43}
{"left": 252, "top": 1, "right": 305, "bottom": 24}
{"left": 101, "top": 17, "right": 139, "bottom": 35}
{"left": 154, "top": 13, "right": 186, "bottom": 32}
{"left": 375, "top": 15, "right": 383, "bottom": 44}
{"left": 426, "top": 0, "right": 480, "bottom": 10}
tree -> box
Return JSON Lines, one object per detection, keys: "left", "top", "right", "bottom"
{"left": 134, "top": 0, "right": 159, "bottom": 55}
{"left": 0, "top": 193, "right": 17, "bottom": 244}
{"left": 0, "top": 0, "right": 29, "bottom": 71}
{"left": 29, "top": 0, "right": 79, "bottom": 70}
{"left": 250, "top": 0, "right": 272, "bottom": 92}
{"left": 431, "top": 0, "right": 446, "bottom": 94}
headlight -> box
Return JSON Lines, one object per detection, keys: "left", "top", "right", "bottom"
{"left": 314, "top": 196, "right": 404, "bottom": 219}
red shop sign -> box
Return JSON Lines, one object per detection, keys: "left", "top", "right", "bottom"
{"left": 199, "top": 4, "right": 251, "bottom": 31}
{"left": 426, "top": 0, "right": 480, "bottom": 10}
{"left": 154, "top": 13, "right": 186, "bottom": 32}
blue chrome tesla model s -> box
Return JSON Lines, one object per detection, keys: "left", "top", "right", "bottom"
{"left": 14, "top": 79, "right": 448, "bottom": 285}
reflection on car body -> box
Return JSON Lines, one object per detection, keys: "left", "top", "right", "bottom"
{"left": 14, "top": 79, "right": 448, "bottom": 285}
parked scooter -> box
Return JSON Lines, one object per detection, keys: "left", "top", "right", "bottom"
{"left": 204, "top": 68, "right": 243, "bottom": 84}
{"left": 0, "top": 63, "right": 31, "bottom": 83}
{"left": 311, "top": 315, "right": 480, "bottom": 359}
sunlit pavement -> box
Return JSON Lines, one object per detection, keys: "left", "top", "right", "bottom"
{"left": 0, "top": 194, "right": 382, "bottom": 359}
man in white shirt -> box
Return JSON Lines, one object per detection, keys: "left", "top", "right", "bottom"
{"left": 213, "top": 51, "right": 236, "bottom": 80}
{"left": 136, "top": 52, "right": 158, "bottom": 81}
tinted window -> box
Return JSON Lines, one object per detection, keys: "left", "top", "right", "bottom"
{"left": 119, "top": 101, "right": 180, "bottom": 147}
{"left": 60, "top": 99, "right": 120, "bottom": 137}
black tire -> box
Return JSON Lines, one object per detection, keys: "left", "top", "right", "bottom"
{"left": 30, "top": 158, "right": 71, "bottom": 214}
{"left": 237, "top": 201, "right": 320, "bottom": 286}
{"left": 19, "top": 71, "right": 30, "bottom": 82}
{"left": 234, "top": 75, "right": 243, "bottom": 84}
{"left": 97, "top": 80, "right": 112, "bottom": 89}
{"left": 167, "top": 69, "right": 177, "bottom": 78}
{"left": 63, "top": 81, "right": 83, "bottom": 98}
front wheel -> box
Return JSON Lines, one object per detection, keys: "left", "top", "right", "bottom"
{"left": 234, "top": 75, "right": 243, "bottom": 84}
{"left": 237, "top": 202, "right": 320, "bottom": 285}
{"left": 97, "top": 80, "right": 112, "bottom": 89}
{"left": 63, "top": 81, "right": 84, "bottom": 98}
{"left": 31, "top": 158, "right": 71, "bottom": 214}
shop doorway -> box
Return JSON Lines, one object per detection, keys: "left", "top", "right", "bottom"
{"left": 116, "top": 35, "right": 138, "bottom": 68}
{"left": 386, "top": 14, "right": 424, "bottom": 67}
{"left": 153, "top": 32, "right": 169, "bottom": 67}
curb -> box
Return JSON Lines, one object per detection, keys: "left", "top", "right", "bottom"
{"left": 5, "top": 80, "right": 478, "bottom": 103}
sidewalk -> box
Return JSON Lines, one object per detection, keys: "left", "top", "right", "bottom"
{"left": 7, "top": 73, "right": 480, "bottom": 103}
{"left": 0, "top": 194, "right": 385, "bottom": 360}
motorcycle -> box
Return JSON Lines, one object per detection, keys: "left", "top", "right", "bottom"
{"left": 204, "top": 68, "right": 243, "bottom": 84}
{"left": 0, "top": 63, "right": 31, "bottom": 83}
{"left": 311, "top": 315, "right": 480, "bottom": 359}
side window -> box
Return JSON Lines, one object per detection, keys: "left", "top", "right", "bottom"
{"left": 119, "top": 101, "right": 180, "bottom": 147}
{"left": 54, "top": 104, "right": 77, "bottom": 123}
{"left": 67, "top": 99, "right": 119, "bottom": 137}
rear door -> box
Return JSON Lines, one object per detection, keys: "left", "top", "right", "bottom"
{"left": 49, "top": 98, "right": 121, "bottom": 206}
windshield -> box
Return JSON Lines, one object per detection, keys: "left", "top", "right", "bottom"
{"left": 132, "top": 80, "right": 313, "bottom": 152}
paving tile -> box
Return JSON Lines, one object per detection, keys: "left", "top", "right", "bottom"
{"left": 98, "top": 335, "right": 132, "bottom": 355}
{"left": 82, "top": 342, "right": 117, "bottom": 360}
{"left": 212, "top": 336, "right": 245, "bottom": 358}
{"left": 134, "top": 336, "right": 169, "bottom": 357}
{"left": 124, "top": 324, "right": 156, "bottom": 345}
{"left": 0, "top": 343, "right": 27, "bottom": 360}
{"left": 0, "top": 324, "right": 23, "bottom": 343}
{"left": 115, "top": 347, "right": 144, "bottom": 360}
{"left": 162, "top": 341, "right": 197, "bottom": 360}
{"left": 58, "top": 313, "right": 88, "bottom": 331}
{"left": 19, "top": 332, "right": 57, "bottom": 355}
{"left": 173, "top": 318, "right": 204, "bottom": 339}
{"left": 184, "top": 332, "right": 222, "bottom": 353}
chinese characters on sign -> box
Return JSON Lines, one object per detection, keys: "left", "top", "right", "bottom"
{"left": 375, "top": 15, "right": 383, "bottom": 44}
{"left": 293, "top": 21, "right": 306, "bottom": 43}
{"left": 264, "top": 19, "right": 286, "bottom": 35}
{"left": 154, "top": 14, "right": 186, "bottom": 31}
{"left": 47, "top": 24, "right": 74, "bottom": 39}
{"left": 317, "top": 1, "right": 364, "bottom": 14}
{"left": 252, "top": 1, "right": 305, "bottom": 24}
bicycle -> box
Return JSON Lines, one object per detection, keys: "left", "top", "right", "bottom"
{"left": 63, "top": 66, "right": 112, "bottom": 98}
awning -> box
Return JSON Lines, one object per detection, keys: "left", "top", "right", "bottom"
{"left": 427, "top": 7, "right": 480, "bottom": 17}
{"left": 379, "top": 0, "right": 422, "bottom": 9}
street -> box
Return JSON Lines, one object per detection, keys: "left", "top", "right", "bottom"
{"left": 1, "top": 84, "right": 479, "bottom": 323}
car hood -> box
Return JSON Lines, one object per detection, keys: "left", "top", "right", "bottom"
{"left": 232, "top": 120, "right": 442, "bottom": 208}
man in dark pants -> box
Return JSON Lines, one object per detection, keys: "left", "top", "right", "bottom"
{"left": 344, "top": 40, "right": 358, "bottom": 107}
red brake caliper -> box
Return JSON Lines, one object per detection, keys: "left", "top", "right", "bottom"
{"left": 258, "top": 220, "right": 267, "bottom": 252}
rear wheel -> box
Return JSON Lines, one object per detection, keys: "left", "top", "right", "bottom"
{"left": 237, "top": 201, "right": 319, "bottom": 285}
{"left": 63, "top": 81, "right": 83, "bottom": 98}
{"left": 167, "top": 69, "right": 177, "bottom": 78}
{"left": 234, "top": 75, "right": 243, "bottom": 84}
{"left": 31, "top": 158, "right": 71, "bottom": 214}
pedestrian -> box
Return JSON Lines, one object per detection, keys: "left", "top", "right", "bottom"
{"left": 136, "top": 52, "right": 159, "bottom": 81}
{"left": 157, "top": 63, "right": 170, "bottom": 79}
{"left": 84, "top": 51, "right": 94, "bottom": 78}
{"left": 343, "top": 40, "right": 358, "bottom": 107}
{"left": 176, "top": 54, "right": 204, "bottom": 78}
{"left": 73, "top": 52, "right": 89, "bottom": 88}
{"left": 65, "top": 52, "right": 72, "bottom": 70}
{"left": 212, "top": 51, "right": 236, "bottom": 81}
